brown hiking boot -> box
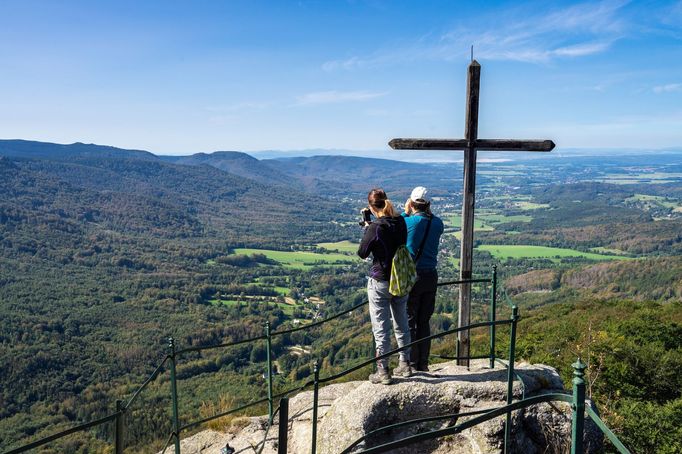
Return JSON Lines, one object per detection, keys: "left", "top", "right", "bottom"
{"left": 369, "top": 367, "right": 392, "bottom": 385}
{"left": 392, "top": 361, "right": 412, "bottom": 378}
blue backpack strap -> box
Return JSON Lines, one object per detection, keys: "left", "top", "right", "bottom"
{"left": 414, "top": 215, "right": 433, "bottom": 263}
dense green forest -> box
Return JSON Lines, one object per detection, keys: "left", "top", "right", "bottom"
{"left": 1, "top": 140, "right": 681, "bottom": 452}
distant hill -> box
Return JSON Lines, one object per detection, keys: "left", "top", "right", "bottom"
{"left": 161, "top": 151, "right": 297, "bottom": 188}
{"left": 0, "top": 142, "right": 343, "bottom": 245}
{"left": 0, "top": 139, "right": 158, "bottom": 161}
{"left": 265, "top": 155, "right": 459, "bottom": 196}
{"left": 0, "top": 140, "right": 461, "bottom": 197}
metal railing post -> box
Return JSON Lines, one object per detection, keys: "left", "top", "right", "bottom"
{"left": 114, "top": 400, "right": 124, "bottom": 454}
{"left": 571, "top": 359, "right": 587, "bottom": 454}
{"left": 168, "top": 337, "right": 181, "bottom": 454}
{"left": 490, "top": 265, "right": 498, "bottom": 369}
{"left": 278, "top": 397, "right": 289, "bottom": 454}
{"left": 266, "top": 321, "right": 274, "bottom": 422}
{"left": 311, "top": 360, "right": 320, "bottom": 454}
{"left": 504, "top": 306, "right": 519, "bottom": 454}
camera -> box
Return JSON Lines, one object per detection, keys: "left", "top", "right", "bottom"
{"left": 359, "top": 207, "right": 372, "bottom": 226}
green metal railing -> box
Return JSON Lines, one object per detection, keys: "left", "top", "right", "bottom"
{"left": 3, "top": 266, "right": 631, "bottom": 454}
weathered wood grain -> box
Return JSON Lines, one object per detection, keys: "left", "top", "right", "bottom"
{"left": 389, "top": 138, "right": 554, "bottom": 151}
{"left": 458, "top": 60, "right": 481, "bottom": 367}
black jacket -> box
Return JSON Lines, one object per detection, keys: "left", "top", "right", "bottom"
{"left": 357, "top": 216, "right": 407, "bottom": 281}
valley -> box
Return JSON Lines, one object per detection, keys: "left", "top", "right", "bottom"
{"left": 1, "top": 140, "right": 681, "bottom": 452}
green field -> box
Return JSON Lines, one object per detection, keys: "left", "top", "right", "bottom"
{"left": 485, "top": 194, "right": 532, "bottom": 201}
{"left": 209, "top": 298, "right": 298, "bottom": 315}
{"left": 477, "top": 245, "right": 631, "bottom": 262}
{"left": 207, "top": 298, "right": 242, "bottom": 307}
{"left": 515, "top": 201, "right": 550, "bottom": 210}
{"left": 316, "top": 240, "right": 359, "bottom": 253}
{"left": 277, "top": 302, "right": 297, "bottom": 316}
{"left": 445, "top": 215, "right": 493, "bottom": 231}
{"left": 479, "top": 213, "right": 533, "bottom": 224}
{"left": 244, "top": 282, "right": 290, "bottom": 296}
{"left": 273, "top": 286, "right": 290, "bottom": 295}
{"left": 233, "top": 248, "right": 358, "bottom": 269}
{"left": 627, "top": 194, "right": 680, "bottom": 210}
{"left": 446, "top": 213, "right": 531, "bottom": 233}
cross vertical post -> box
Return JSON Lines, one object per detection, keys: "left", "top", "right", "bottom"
{"left": 458, "top": 61, "right": 481, "bottom": 366}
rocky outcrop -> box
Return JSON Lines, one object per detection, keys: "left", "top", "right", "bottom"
{"left": 165, "top": 360, "right": 601, "bottom": 454}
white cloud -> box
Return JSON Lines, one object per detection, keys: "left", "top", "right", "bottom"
{"left": 551, "top": 42, "right": 611, "bottom": 57}
{"left": 295, "top": 90, "right": 387, "bottom": 105}
{"left": 440, "top": 1, "right": 625, "bottom": 63}
{"left": 653, "top": 83, "right": 682, "bottom": 93}
{"left": 322, "top": 57, "right": 362, "bottom": 72}
{"left": 322, "top": 0, "right": 628, "bottom": 69}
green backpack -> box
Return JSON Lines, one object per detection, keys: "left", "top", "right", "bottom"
{"left": 389, "top": 215, "right": 433, "bottom": 297}
{"left": 389, "top": 245, "right": 417, "bottom": 296}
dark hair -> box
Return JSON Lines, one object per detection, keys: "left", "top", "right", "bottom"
{"left": 367, "top": 188, "right": 387, "bottom": 209}
{"left": 412, "top": 200, "right": 431, "bottom": 214}
{"left": 367, "top": 188, "right": 397, "bottom": 217}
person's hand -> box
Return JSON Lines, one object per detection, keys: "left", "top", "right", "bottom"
{"left": 404, "top": 199, "right": 413, "bottom": 215}
{"left": 361, "top": 208, "right": 372, "bottom": 227}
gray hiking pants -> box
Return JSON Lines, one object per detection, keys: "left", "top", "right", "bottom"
{"left": 367, "top": 277, "right": 411, "bottom": 369}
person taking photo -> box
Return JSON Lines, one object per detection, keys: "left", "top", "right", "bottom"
{"left": 357, "top": 188, "right": 412, "bottom": 385}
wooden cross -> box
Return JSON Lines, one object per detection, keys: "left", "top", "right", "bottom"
{"left": 389, "top": 60, "right": 554, "bottom": 367}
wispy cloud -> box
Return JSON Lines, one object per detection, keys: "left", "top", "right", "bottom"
{"left": 653, "top": 83, "right": 682, "bottom": 93}
{"left": 205, "top": 101, "right": 272, "bottom": 113}
{"left": 295, "top": 90, "right": 387, "bottom": 105}
{"left": 322, "top": 57, "right": 362, "bottom": 72}
{"left": 323, "top": 0, "right": 628, "bottom": 69}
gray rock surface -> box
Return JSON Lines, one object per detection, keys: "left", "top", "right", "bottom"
{"left": 165, "top": 360, "right": 601, "bottom": 454}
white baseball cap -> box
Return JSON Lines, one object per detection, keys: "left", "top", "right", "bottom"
{"left": 410, "top": 186, "right": 430, "bottom": 203}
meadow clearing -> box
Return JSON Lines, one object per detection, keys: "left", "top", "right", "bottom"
{"left": 477, "top": 245, "right": 631, "bottom": 262}
{"left": 233, "top": 248, "right": 358, "bottom": 269}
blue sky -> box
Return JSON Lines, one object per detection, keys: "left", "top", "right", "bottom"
{"left": 1, "top": 0, "right": 681, "bottom": 155}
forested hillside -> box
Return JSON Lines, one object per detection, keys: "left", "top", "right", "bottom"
{"left": 1, "top": 140, "right": 681, "bottom": 452}
{"left": 161, "top": 151, "right": 297, "bottom": 189}
{"left": 514, "top": 298, "right": 682, "bottom": 453}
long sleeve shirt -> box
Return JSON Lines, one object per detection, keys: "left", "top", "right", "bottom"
{"left": 402, "top": 212, "right": 444, "bottom": 271}
{"left": 357, "top": 215, "right": 407, "bottom": 281}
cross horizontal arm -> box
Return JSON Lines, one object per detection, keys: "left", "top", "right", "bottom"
{"left": 389, "top": 139, "right": 468, "bottom": 150}
{"left": 389, "top": 138, "right": 555, "bottom": 152}
{"left": 476, "top": 139, "right": 555, "bottom": 151}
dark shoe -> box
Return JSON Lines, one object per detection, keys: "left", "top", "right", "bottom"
{"left": 369, "top": 367, "right": 392, "bottom": 385}
{"left": 393, "top": 361, "right": 412, "bottom": 378}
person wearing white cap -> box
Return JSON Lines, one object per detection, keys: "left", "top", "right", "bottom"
{"left": 402, "top": 186, "right": 444, "bottom": 372}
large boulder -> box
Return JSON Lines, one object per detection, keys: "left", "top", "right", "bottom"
{"left": 166, "top": 360, "right": 602, "bottom": 454}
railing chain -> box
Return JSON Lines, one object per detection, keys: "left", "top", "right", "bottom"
{"left": 168, "top": 337, "right": 181, "bottom": 454}
{"left": 266, "top": 320, "right": 274, "bottom": 422}
{"left": 504, "top": 305, "right": 519, "bottom": 453}
{"left": 311, "top": 360, "right": 321, "bottom": 454}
